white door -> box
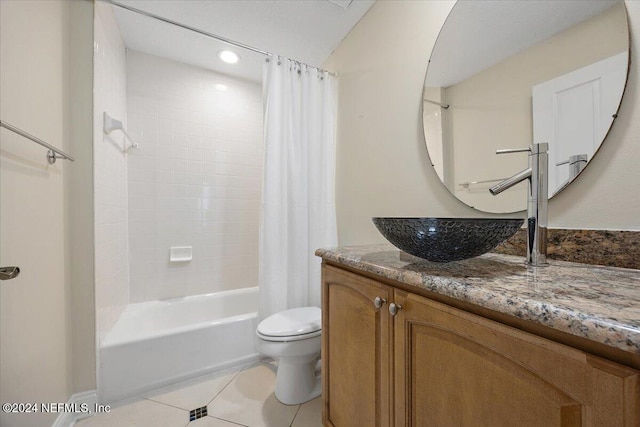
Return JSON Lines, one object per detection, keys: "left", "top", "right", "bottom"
{"left": 532, "top": 51, "right": 627, "bottom": 195}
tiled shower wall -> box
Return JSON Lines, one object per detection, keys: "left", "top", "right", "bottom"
{"left": 94, "top": 2, "right": 129, "bottom": 341}
{"left": 126, "top": 50, "right": 263, "bottom": 303}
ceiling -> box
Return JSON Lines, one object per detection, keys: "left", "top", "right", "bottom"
{"left": 426, "top": 0, "right": 621, "bottom": 88}
{"left": 112, "top": 0, "right": 375, "bottom": 82}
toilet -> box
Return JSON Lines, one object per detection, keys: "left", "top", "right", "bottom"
{"left": 255, "top": 306, "right": 322, "bottom": 405}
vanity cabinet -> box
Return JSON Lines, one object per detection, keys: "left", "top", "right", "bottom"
{"left": 322, "top": 264, "right": 640, "bottom": 427}
{"left": 322, "top": 264, "right": 393, "bottom": 427}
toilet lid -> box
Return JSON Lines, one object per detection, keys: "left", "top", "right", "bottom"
{"left": 257, "top": 307, "right": 321, "bottom": 338}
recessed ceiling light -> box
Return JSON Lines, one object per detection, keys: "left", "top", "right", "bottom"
{"left": 218, "top": 50, "right": 240, "bottom": 64}
{"left": 215, "top": 84, "right": 228, "bottom": 92}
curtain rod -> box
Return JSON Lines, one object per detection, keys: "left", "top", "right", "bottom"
{"left": 103, "top": 0, "right": 337, "bottom": 77}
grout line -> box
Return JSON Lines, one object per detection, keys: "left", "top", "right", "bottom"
{"left": 143, "top": 396, "right": 193, "bottom": 413}
{"left": 208, "top": 415, "right": 250, "bottom": 426}
{"left": 143, "top": 368, "right": 244, "bottom": 411}
{"left": 207, "top": 359, "right": 276, "bottom": 426}
{"left": 142, "top": 362, "right": 250, "bottom": 404}
{"left": 205, "top": 368, "right": 243, "bottom": 407}
{"left": 142, "top": 397, "right": 196, "bottom": 416}
{"left": 289, "top": 404, "right": 303, "bottom": 427}
{"left": 139, "top": 360, "right": 274, "bottom": 426}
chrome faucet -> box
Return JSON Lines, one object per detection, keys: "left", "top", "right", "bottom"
{"left": 489, "top": 143, "right": 549, "bottom": 267}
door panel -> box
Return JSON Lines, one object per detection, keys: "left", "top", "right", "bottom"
{"left": 394, "top": 291, "right": 640, "bottom": 427}
{"left": 322, "top": 265, "right": 392, "bottom": 427}
{"left": 532, "top": 51, "right": 627, "bottom": 194}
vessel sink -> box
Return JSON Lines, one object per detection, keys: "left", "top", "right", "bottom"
{"left": 372, "top": 217, "right": 523, "bottom": 262}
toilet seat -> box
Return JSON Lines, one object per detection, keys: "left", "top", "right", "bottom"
{"left": 257, "top": 307, "right": 321, "bottom": 342}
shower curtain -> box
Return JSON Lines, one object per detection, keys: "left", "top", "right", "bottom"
{"left": 259, "top": 57, "right": 338, "bottom": 320}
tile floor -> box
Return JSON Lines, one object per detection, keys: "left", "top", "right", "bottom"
{"left": 76, "top": 361, "right": 322, "bottom": 427}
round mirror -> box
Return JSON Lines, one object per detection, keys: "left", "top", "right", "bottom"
{"left": 423, "top": 0, "right": 629, "bottom": 213}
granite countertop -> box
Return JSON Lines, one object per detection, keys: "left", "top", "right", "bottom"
{"left": 316, "top": 244, "right": 640, "bottom": 355}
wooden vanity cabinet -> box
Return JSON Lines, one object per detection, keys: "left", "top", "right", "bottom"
{"left": 322, "top": 264, "right": 640, "bottom": 427}
{"left": 322, "top": 263, "right": 393, "bottom": 427}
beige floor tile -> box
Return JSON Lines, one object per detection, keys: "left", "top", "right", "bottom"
{"left": 144, "top": 371, "right": 239, "bottom": 410}
{"left": 291, "top": 397, "right": 322, "bottom": 427}
{"left": 75, "top": 399, "right": 189, "bottom": 427}
{"left": 207, "top": 364, "right": 299, "bottom": 427}
{"left": 191, "top": 416, "right": 247, "bottom": 426}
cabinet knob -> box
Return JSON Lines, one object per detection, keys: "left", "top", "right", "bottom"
{"left": 373, "top": 296, "right": 387, "bottom": 309}
{"left": 389, "top": 303, "right": 402, "bottom": 316}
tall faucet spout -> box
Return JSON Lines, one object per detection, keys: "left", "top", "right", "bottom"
{"left": 489, "top": 143, "right": 548, "bottom": 267}
{"left": 489, "top": 168, "right": 532, "bottom": 195}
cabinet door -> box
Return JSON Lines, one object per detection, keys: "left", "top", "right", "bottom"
{"left": 322, "top": 265, "right": 392, "bottom": 427}
{"left": 393, "top": 290, "right": 640, "bottom": 427}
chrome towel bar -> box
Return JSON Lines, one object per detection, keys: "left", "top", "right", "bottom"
{"left": 0, "top": 120, "right": 75, "bottom": 164}
{"left": 423, "top": 98, "right": 450, "bottom": 109}
{"left": 458, "top": 177, "right": 509, "bottom": 189}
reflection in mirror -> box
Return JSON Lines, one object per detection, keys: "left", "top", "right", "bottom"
{"left": 423, "top": 1, "right": 629, "bottom": 214}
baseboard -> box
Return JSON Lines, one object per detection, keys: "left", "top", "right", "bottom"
{"left": 51, "top": 389, "right": 97, "bottom": 427}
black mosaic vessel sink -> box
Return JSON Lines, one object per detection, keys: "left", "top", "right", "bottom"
{"left": 372, "top": 218, "right": 523, "bottom": 262}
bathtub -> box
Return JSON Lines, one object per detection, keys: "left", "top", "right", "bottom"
{"left": 99, "top": 287, "right": 260, "bottom": 403}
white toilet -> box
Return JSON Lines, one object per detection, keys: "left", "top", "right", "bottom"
{"left": 255, "top": 306, "right": 322, "bottom": 405}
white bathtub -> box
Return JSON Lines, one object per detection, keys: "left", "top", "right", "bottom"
{"left": 99, "top": 287, "right": 260, "bottom": 403}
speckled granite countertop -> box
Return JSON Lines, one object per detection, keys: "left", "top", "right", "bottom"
{"left": 316, "top": 244, "right": 640, "bottom": 355}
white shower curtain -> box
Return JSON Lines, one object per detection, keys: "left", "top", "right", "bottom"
{"left": 259, "top": 58, "right": 338, "bottom": 320}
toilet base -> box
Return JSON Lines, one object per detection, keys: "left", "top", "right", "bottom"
{"left": 274, "top": 355, "right": 321, "bottom": 405}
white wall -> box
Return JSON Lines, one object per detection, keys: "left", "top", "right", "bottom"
{"left": 94, "top": 2, "right": 129, "bottom": 342}
{"left": 325, "top": 0, "right": 640, "bottom": 246}
{"left": 0, "top": 4, "right": 69, "bottom": 425}
{"left": 0, "top": 1, "right": 94, "bottom": 425}
{"left": 66, "top": 0, "right": 97, "bottom": 396}
{"left": 126, "top": 51, "right": 263, "bottom": 302}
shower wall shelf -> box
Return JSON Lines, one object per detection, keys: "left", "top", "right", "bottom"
{"left": 0, "top": 120, "right": 75, "bottom": 164}
{"left": 103, "top": 112, "right": 139, "bottom": 152}
{"left": 170, "top": 246, "right": 193, "bottom": 262}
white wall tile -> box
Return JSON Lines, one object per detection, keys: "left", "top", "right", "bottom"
{"left": 126, "top": 50, "right": 263, "bottom": 303}
{"left": 94, "top": 2, "right": 129, "bottom": 341}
